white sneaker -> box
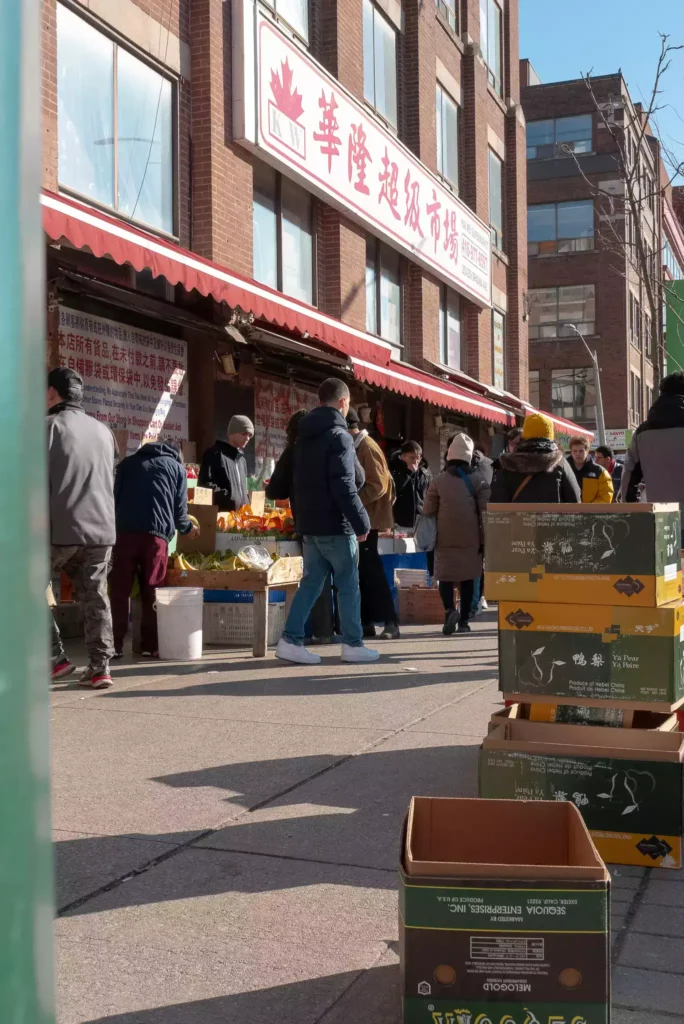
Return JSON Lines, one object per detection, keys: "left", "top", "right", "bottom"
{"left": 341, "top": 644, "right": 380, "bottom": 663}
{"left": 275, "top": 638, "right": 321, "bottom": 665}
{"left": 479, "top": 597, "right": 489, "bottom": 612}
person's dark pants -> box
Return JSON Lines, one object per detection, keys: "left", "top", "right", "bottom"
{"left": 426, "top": 550, "right": 435, "bottom": 578}
{"left": 358, "top": 529, "right": 398, "bottom": 627}
{"left": 110, "top": 533, "right": 169, "bottom": 653}
{"left": 51, "top": 544, "right": 114, "bottom": 672}
{"left": 438, "top": 579, "right": 475, "bottom": 625}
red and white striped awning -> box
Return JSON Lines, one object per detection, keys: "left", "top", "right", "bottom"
{"left": 351, "top": 357, "right": 517, "bottom": 426}
{"left": 41, "top": 190, "right": 393, "bottom": 367}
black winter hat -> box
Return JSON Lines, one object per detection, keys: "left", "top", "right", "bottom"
{"left": 346, "top": 407, "right": 361, "bottom": 427}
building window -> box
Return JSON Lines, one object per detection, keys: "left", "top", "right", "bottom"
{"left": 436, "top": 0, "right": 458, "bottom": 31}
{"left": 528, "top": 200, "right": 594, "bottom": 256}
{"left": 551, "top": 368, "right": 596, "bottom": 422}
{"left": 57, "top": 3, "right": 174, "bottom": 234}
{"left": 366, "top": 238, "right": 401, "bottom": 353}
{"left": 480, "top": 0, "right": 503, "bottom": 96}
{"left": 528, "top": 285, "right": 596, "bottom": 340}
{"left": 436, "top": 85, "right": 459, "bottom": 189}
{"left": 263, "top": 0, "right": 309, "bottom": 41}
{"left": 629, "top": 293, "right": 641, "bottom": 351}
{"left": 526, "top": 115, "right": 592, "bottom": 160}
{"left": 363, "top": 0, "right": 397, "bottom": 128}
{"left": 528, "top": 370, "right": 540, "bottom": 407}
{"left": 439, "top": 287, "right": 461, "bottom": 368}
{"left": 644, "top": 314, "right": 652, "bottom": 359}
{"left": 664, "top": 238, "right": 684, "bottom": 280}
{"left": 646, "top": 384, "right": 653, "bottom": 413}
{"left": 492, "top": 310, "right": 505, "bottom": 389}
{"left": 488, "top": 150, "right": 504, "bottom": 250}
{"left": 630, "top": 371, "right": 642, "bottom": 424}
{"left": 253, "top": 163, "right": 314, "bottom": 304}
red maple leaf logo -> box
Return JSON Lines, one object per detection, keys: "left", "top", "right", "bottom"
{"left": 270, "top": 59, "right": 304, "bottom": 122}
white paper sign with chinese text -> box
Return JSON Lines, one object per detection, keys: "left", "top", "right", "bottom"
{"left": 234, "top": 7, "right": 491, "bottom": 308}
{"left": 57, "top": 307, "right": 188, "bottom": 454}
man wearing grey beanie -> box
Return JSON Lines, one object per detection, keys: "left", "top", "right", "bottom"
{"left": 199, "top": 414, "right": 254, "bottom": 511}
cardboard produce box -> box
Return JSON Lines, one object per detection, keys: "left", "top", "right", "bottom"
{"left": 176, "top": 504, "right": 218, "bottom": 555}
{"left": 490, "top": 703, "right": 679, "bottom": 732}
{"left": 485, "top": 503, "right": 682, "bottom": 607}
{"left": 398, "top": 586, "right": 446, "bottom": 626}
{"left": 481, "top": 720, "right": 684, "bottom": 869}
{"left": 400, "top": 796, "right": 609, "bottom": 1024}
{"left": 499, "top": 600, "right": 684, "bottom": 708}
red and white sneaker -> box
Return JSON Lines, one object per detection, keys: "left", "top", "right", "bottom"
{"left": 51, "top": 658, "right": 76, "bottom": 681}
{"left": 78, "top": 666, "right": 113, "bottom": 689}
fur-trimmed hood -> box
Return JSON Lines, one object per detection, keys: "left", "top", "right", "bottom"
{"left": 499, "top": 445, "right": 564, "bottom": 475}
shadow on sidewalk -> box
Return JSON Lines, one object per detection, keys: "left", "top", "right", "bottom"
{"left": 56, "top": 741, "right": 482, "bottom": 916}
{"left": 97, "top": 665, "right": 498, "bottom": 698}
{"left": 81, "top": 962, "right": 401, "bottom": 1023}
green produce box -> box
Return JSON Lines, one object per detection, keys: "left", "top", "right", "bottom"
{"left": 480, "top": 720, "right": 684, "bottom": 869}
{"left": 498, "top": 600, "right": 684, "bottom": 709}
{"left": 484, "top": 503, "right": 681, "bottom": 607}
{"left": 400, "top": 796, "right": 610, "bottom": 1024}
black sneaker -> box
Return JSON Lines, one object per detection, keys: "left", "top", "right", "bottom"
{"left": 363, "top": 624, "right": 377, "bottom": 639}
{"left": 112, "top": 648, "right": 124, "bottom": 661}
{"left": 379, "top": 622, "right": 400, "bottom": 640}
{"left": 457, "top": 621, "right": 472, "bottom": 633}
{"left": 442, "top": 610, "right": 458, "bottom": 635}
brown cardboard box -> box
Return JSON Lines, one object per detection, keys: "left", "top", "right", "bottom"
{"left": 489, "top": 703, "right": 678, "bottom": 732}
{"left": 481, "top": 720, "right": 684, "bottom": 868}
{"left": 188, "top": 486, "right": 214, "bottom": 505}
{"left": 399, "top": 796, "right": 609, "bottom": 1022}
{"left": 398, "top": 586, "right": 448, "bottom": 625}
{"left": 176, "top": 504, "right": 217, "bottom": 555}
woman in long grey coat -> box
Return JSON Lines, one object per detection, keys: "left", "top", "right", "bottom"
{"left": 422, "top": 432, "right": 491, "bottom": 634}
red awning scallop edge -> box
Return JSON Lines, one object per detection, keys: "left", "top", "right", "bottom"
{"left": 41, "top": 190, "right": 393, "bottom": 367}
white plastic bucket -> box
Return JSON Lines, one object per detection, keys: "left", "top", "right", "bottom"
{"left": 154, "top": 588, "right": 204, "bottom": 661}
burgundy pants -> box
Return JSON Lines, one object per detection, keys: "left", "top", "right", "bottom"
{"left": 110, "top": 533, "right": 168, "bottom": 653}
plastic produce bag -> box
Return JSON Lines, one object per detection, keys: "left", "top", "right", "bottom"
{"left": 237, "top": 544, "right": 274, "bottom": 571}
{"left": 414, "top": 514, "right": 437, "bottom": 552}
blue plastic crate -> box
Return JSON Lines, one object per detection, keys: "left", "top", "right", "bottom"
{"left": 204, "top": 589, "right": 286, "bottom": 604}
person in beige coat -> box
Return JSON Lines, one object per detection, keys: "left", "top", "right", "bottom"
{"left": 347, "top": 409, "right": 400, "bottom": 639}
{"left": 422, "top": 432, "right": 490, "bottom": 634}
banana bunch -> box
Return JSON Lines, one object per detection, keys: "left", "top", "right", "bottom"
{"left": 173, "top": 553, "right": 196, "bottom": 571}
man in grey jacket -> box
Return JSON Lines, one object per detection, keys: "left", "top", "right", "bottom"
{"left": 48, "top": 367, "right": 117, "bottom": 688}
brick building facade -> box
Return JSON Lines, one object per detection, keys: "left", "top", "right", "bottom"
{"left": 521, "top": 65, "right": 663, "bottom": 449}
{"left": 41, "top": 0, "right": 555, "bottom": 474}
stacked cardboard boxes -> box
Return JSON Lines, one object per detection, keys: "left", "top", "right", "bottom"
{"left": 480, "top": 503, "right": 684, "bottom": 870}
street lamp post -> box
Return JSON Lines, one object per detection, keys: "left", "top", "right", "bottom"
{"left": 567, "top": 324, "right": 606, "bottom": 446}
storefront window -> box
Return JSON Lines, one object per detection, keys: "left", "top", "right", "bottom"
{"left": 439, "top": 287, "right": 461, "bottom": 368}
{"left": 57, "top": 3, "right": 174, "bottom": 234}
{"left": 366, "top": 238, "right": 401, "bottom": 354}
{"left": 253, "top": 163, "right": 314, "bottom": 304}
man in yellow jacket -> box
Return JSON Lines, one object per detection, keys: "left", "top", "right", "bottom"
{"left": 347, "top": 408, "right": 400, "bottom": 640}
{"left": 568, "top": 435, "right": 614, "bottom": 503}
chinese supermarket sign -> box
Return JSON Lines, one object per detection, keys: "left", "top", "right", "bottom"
{"left": 254, "top": 376, "right": 317, "bottom": 461}
{"left": 57, "top": 308, "right": 188, "bottom": 454}
{"left": 235, "top": 7, "right": 491, "bottom": 307}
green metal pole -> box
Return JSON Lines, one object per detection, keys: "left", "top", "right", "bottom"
{"left": 0, "top": 0, "right": 55, "bottom": 1019}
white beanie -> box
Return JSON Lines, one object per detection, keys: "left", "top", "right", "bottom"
{"left": 447, "top": 432, "right": 474, "bottom": 462}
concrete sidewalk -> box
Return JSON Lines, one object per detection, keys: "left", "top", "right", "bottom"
{"left": 51, "top": 614, "right": 684, "bottom": 1023}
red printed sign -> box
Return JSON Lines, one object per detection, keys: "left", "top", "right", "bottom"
{"left": 254, "top": 376, "right": 318, "bottom": 462}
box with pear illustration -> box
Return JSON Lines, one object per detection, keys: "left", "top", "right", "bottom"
{"left": 480, "top": 719, "right": 684, "bottom": 869}
{"left": 498, "top": 600, "right": 684, "bottom": 709}
{"left": 484, "top": 503, "right": 682, "bottom": 607}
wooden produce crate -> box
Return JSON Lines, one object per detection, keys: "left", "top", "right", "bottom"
{"left": 165, "top": 556, "right": 303, "bottom": 589}
{"left": 398, "top": 585, "right": 447, "bottom": 626}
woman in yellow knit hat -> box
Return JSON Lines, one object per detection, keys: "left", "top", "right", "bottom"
{"left": 490, "top": 413, "right": 581, "bottom": 503}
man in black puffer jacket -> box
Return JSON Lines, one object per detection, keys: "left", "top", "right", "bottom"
{"left": 490, "top": 413, "right": 581, "bottom": 503}
{"left": 620, "top": 372, "right": 684, "bottom": 530}
{"left": 275, "top": 378, "right": 379, "bottom": 668}
{"left": 111, "top": 441, "right": 197, "bottom": 656}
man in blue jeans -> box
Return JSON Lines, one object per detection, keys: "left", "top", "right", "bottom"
{"left": 275, "top": 378, "right": 380, "bottom": 666}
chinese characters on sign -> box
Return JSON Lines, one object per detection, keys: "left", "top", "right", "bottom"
{"left": 247, "top": 14, "right": 491, "bottom": 307}
{"left": 57, "top": 308, "right": 188, "bottom": 454}
{"left": 254, "top": 376, "right": 318, "bottom": 462}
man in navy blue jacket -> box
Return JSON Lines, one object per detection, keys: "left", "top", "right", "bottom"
{"left": 110, "top": 440, "right": 197, "bottom": 657}
{"left": 275, "top": 378, "right": 380, "bottom": 666}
